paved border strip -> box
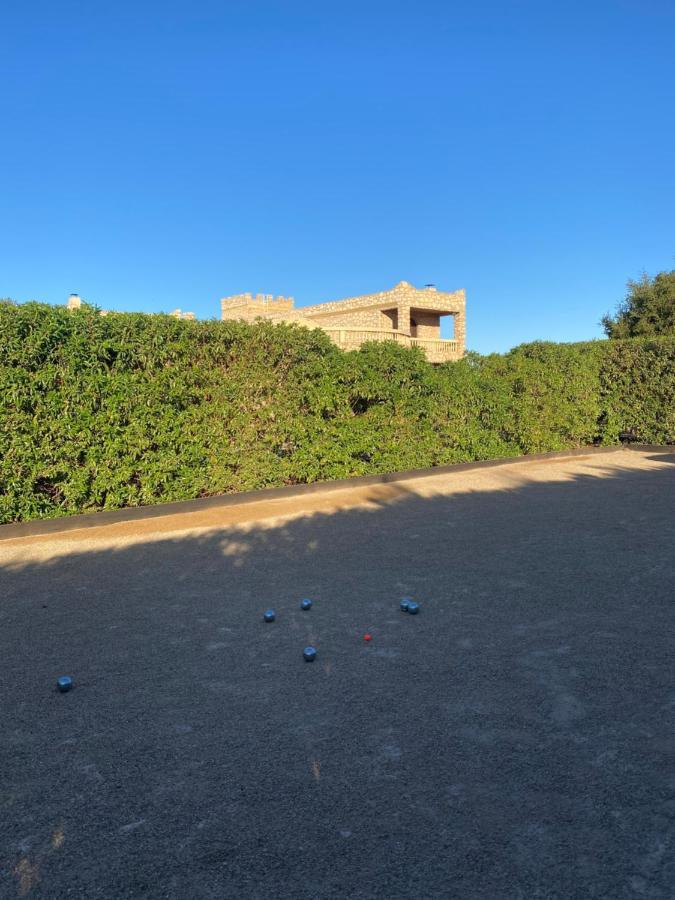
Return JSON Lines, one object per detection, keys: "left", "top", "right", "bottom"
{"left": 1, "top": 444, "right": 673, "bottom": 541}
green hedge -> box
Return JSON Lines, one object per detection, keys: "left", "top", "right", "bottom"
{"left": 1, "top": 301, "right": 673, "bottom": 524}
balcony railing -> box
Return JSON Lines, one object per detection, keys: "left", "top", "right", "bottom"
{"left": 320, "top": 328, "right": 460, "bottom": 362}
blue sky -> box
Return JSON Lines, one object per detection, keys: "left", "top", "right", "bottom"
{"left": 1, "top": 0, "right": 674, "bottom": 353}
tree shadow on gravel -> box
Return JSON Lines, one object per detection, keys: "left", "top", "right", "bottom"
{"left": 1, "top": 456, "right": 674, "bottom": 900}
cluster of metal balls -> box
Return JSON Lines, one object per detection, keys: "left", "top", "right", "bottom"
{"left": 262, "top": 596, "right": 421, "bottom": 662}
{"left": 263, "top": 599, "right": 317, "bottom": 660}
{"left": 399, "top": 598, "right": 420, "bottom": 615}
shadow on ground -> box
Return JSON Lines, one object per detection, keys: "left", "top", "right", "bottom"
{"left": 1, "top": 458, "right": 674, "bottom": 899}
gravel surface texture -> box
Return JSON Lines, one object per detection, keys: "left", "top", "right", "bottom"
{"left": 1, "top": 449, "right": 673, "bottom": 899}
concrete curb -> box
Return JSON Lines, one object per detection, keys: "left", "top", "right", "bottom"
{"left": 1, "top": 444, "right": 673, "bottom": 542}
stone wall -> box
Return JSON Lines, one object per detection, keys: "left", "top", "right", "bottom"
{"left": 297, "top": 307, "right": 390, "bottom": 330}
{"left": 411, "top": 310, "right": 442, "bottom": 339}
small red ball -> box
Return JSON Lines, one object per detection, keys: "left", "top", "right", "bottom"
{"left": 363, "top": 633, "right": 372, "bottom": 642}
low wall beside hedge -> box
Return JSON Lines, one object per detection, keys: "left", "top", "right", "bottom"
{"left": 1, "top": 301, "right": 673, "bottom": 524}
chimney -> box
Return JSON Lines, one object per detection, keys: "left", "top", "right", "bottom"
{"left": 66, "top": 293, "right": 82, "bottom": 310}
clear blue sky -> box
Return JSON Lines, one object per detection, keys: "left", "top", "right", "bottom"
{"left": 2, "top": 0, "right": 674, "bottom": 353}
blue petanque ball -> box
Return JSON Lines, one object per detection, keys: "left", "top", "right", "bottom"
{"left": 303, "top": 646, "right": 317, "bottom": 662}
{"left": 301, "top": 598, "right": 312, "bottom": 611}
{"left": 263, "top": 609, "right": 276, "bottom": 623}
{"left": 400, "top": 598, "right": 412, "bottom": 612}
{"left": 56, "top": 676, "right": 73, "bottom": 693}
{"left": 407, "top": 601, "right": 420, "bottom": 615}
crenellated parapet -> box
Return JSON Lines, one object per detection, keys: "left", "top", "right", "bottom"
{"left": 221, "top": 293, "right": 295, "bottom": 310}
{"left": 220, "top": 293, "right": 298, "bottom": 324}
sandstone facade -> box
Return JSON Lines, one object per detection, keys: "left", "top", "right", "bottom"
{"left": 220, "top": 281, "right": 466, "bottom": 363}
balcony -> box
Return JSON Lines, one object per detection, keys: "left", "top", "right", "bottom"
{"left": 320, "top": 328, "right": 461, "bottom": 363}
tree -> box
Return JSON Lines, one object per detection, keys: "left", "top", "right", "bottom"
{"left": 602, "top": 269, "right": 675, "bottom": 338}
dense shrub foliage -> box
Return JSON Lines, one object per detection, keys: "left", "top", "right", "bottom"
{"left": 1, "top": 302, "right": 673, "bottom": 523}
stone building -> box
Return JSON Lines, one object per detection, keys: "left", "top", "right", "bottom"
{"left": 220, "top": 281, "right": 466, "bottom": 363}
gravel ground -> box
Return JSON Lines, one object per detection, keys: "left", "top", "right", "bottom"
{"left": 1, "top": 449, "right": 673, "bottom": 899}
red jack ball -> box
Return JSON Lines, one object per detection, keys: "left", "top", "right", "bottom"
{"left": 363, "top": 633, "right": 372, "bottom": 642}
